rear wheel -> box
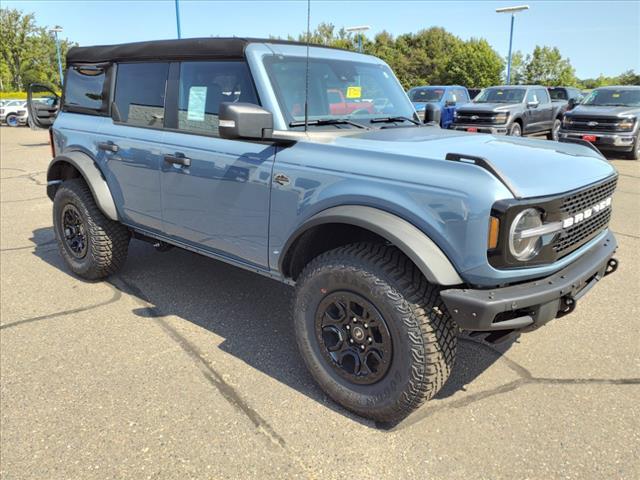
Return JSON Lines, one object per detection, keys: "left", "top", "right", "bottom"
{"left": 508, "top": 122, "right": 522, "bottom": 137}
{"left": 53, "top": 178, "right": 130, "bottom": 279}
{"left": 548, "top": 118, "right": 561, "bottom": 141}
{"left": 5, "top": 113, "right": 19, "bottom": 127}
{"left": 293, "top": 243, "right": 457, "bottom": 423}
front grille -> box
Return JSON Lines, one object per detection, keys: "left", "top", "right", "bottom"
{"left": 553, "top": 177, "right": 617, "bottom": 256}
{"left": 561, "top": 176, "right": 617, "bottom": 215}
{"left": 564, "top": 116, "right": 631, "bottom": 132}
{"left": 455, "top": 111, "right": 502, "bottom": 124}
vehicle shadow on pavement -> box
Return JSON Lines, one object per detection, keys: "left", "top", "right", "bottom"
{"left": 31, "top": 229, "right": 516, "bottom": 428}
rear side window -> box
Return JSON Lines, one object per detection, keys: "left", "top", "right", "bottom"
{"left": 64, "top": 65, "right": 108, "bottom": 113}
{"left": 114, "top": 62, "right": 169, "bottom": 128}
{"left": 176, "top": 61, "right": 258, "bottom": 136}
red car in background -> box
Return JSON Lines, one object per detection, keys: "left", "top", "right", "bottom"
{"left": 327, "top": 88, "right": 374, "bottom": 115}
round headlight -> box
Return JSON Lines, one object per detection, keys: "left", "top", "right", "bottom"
{"left": 509, "top": 208, "right": 543, "bottom": 261}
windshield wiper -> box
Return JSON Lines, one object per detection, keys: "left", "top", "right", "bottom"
{"left": 370, "top": 116, "right": 420, "bottom": 125}
{"left": 289, "top": 118, "right": 369, "bottom": 129}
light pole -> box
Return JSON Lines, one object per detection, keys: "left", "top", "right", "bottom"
{"left": 345, "top": 25, "right": 371, "bottom": 53}
{"left": 496, "top": 5, "right": 529, "bottom": 85}
{"left": 175, "top": 0, "right": 182, "bottom": 39}
{"left": 49, "top": 26, "right": 64, "bottom": 86}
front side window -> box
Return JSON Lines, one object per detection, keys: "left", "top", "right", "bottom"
{"left": 177, "top": 61, "right": 258, "bottom": 135}
{"left": 452, "top": 88, "right": 469, "bottom": 104}
{"left": 582, "top": 88, "right": 640, "bottom": 107}
{"left": 64, "top": 65, "right": 107, "bottom": 111}
{"left": 114, "top": 62, "right": 169, "bottom": 127}
{"left": 264, "top": 55, "right": 416, "bottom": 128}
{"left": 475, "top": 88, "right": 526, "bottom": 104}
{"left": 535, "top": 88, "right": 550, "bottom": 103}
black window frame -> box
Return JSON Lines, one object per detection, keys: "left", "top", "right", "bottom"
{"left": 61, "top": 62, "right": 113, "bottom": 116}
{"left": 111, "top": 60, "right": 171, "bottom": 130}
{"left": 163, "top": 58, "right": 261, "bottom": 138}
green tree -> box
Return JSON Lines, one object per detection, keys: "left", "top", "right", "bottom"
{"left": 506, "top": 50, "right": 526, "bottom": 84}
{"left": 523, "top": 46, "right": 577, "bottom": 86}
{"left": 0, "top": 8, "right": 73, "bottom": 90}
{"left": 0, "top": 8, "right": 38, "bottom": 90}
{"left": 444, "top": 38, "right": 503, "bottom": 88}
{"left": 617, "top": 69, "right": 640, "bottom": 85}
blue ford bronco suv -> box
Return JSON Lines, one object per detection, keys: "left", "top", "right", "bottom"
{"left": 30, "top": 38, "right": 619, "bottom": 423}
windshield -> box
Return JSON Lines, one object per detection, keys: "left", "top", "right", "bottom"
{"left": 474, "top": 88, "right": 526, "bottom": 104}
{"left": 263, "top": 55, "right": 417, "bottom": 128}
{"left": 582, "top": 88, "right": 640, "bottom": 107}
{"left": 409, "top": 88, "right": 444, "bottom": 103}
{"left": 548, "top": 88, "right": 567, "bottom": 100}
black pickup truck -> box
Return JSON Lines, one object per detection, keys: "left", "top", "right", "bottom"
{"left": 451, "top": 85, "right": 565, "bottom": 139}
{"left": 559, "top": 86, "right": 640, "bottom": 160}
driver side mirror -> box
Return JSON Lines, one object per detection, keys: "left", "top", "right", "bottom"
{"left": 527, "top": 100, "right": 539, "bottom": 108}
{"left": 444, "top": 100, "right": 456, "bottom": 107}
{"left": 567, "top": 98, "right": 577, "bottom": 110}
{"left": 218, "top": 103, "right": 273, "bottom": 140}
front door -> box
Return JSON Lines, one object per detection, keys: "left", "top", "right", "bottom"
{"left": 159, "top": 60, "right": 275, "bottom": 268}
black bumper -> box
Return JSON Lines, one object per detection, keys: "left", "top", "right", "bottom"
{"left": 441, "top": 230, "right": 618, "bottom": 332}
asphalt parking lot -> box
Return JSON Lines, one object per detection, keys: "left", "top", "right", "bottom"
{"left": 1, "top": 126, "right": 638, "bottom": 479}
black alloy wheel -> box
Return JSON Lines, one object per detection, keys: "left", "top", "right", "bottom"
{"left": 315, "top": 292, "right": 392, "bottom": 385}
{"left": 61, "top": 204, "right": 88, "bottom": 258}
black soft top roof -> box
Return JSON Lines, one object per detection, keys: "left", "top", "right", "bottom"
{"left": 66, "top": 37, "right": 346, "bottom": 64}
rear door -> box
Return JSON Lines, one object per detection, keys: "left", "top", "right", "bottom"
{"left": 535, "top": 88, "right": 554, "bottom": 130}
{"left": 97, "top": 62, "right": 170, "bottom": 232}
{"left": 27, "top": 84, "right": 60, "bottom": 128}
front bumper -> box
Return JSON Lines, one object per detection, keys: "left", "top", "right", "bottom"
{"left": 451, "top": 123, "right": 508, "bottom": 134}
{"left": 559, "top": 129, "right": 637, "bottom": 152}
{"left": 441, "top": 230, "right": 618, "bottom": 332}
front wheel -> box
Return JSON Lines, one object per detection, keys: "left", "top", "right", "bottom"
{"left": 5, "top": 114, "right": 19, "bottom": 127}
{"left": 293, "top": 243, "right": 457, "bottom": 423}
{"left": 548, "top": 118, "right": 561, "bottom": 141}
{"left": 628, "top": 135, "right": 640, "bottom": 160}
{"left": 508, "top": 122, "right": 522, "bottom": 137}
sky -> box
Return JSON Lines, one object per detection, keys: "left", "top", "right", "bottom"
{"left": 4, "top": 0, "right": 640, "bottom": 79}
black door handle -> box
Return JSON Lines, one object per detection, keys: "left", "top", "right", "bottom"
{"left": 97, "top": 141, "right": 119, "bottom": 153}
{"left": 164, "top": 153, "right": 191, "bottom": 167}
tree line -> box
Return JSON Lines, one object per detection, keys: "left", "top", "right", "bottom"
{"left": 1, "top": 8, "right": 637, "bottom": 94}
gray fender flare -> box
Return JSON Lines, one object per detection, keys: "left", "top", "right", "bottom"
{"left": 282, "top": 206, "right": 463, "bottom": 286}
{"left": 46, "top": 151, "right": 118, "bottom": 221}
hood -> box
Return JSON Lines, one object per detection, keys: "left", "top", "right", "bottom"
{"left": 456, "top": 102, "right": 520, "bottom": 113}
{"left": 317, "top": 127, "right": 616, "bottom": 199}
{"left": 567, "top": 105, "right": 640, "bottom": 117}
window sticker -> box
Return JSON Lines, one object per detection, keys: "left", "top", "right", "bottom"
{"left": 187, "top": 86, "right": 207, "bottom": 121}
{"left": 346, "top": 86, "right": 362, "bottom": 99}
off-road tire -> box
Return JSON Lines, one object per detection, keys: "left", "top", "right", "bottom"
{"left": 548, "top": 118, "right": 561, "bottom": 141}
{"left": 5, "top": 113, "right": 19, "bottom": 127}
{"left": 53, "top": 178, "right": 130, "bottom": 279}
{"left": 508, "top": 122, "right": 522, "bottom": 137}
{"left": 293, "top": 242, "right": 457, "bottom": 423}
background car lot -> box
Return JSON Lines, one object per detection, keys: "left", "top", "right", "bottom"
{"left": 1, "top": 127, "right": 639, "bottom": 479}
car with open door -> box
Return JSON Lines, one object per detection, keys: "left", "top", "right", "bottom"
{"left": 43, "top": 38, "right": 619, "bottom": 424}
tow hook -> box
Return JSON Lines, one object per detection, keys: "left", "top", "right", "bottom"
{"left": 604, "top": 258, "right": 619, "bottom": 276}
{"left": 557, "top": 296, "right": 576, "bottom": 318}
